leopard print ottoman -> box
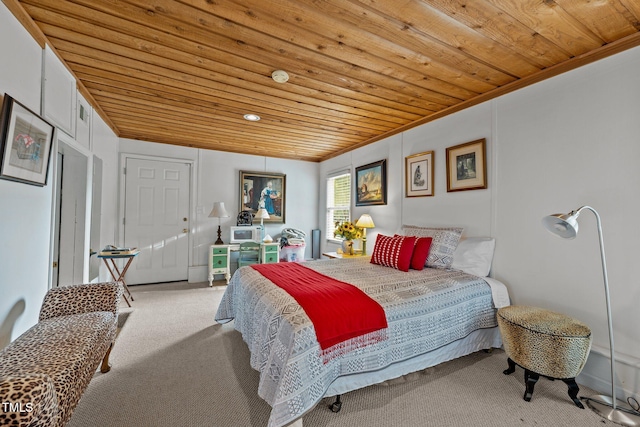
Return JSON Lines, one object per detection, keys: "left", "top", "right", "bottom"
{"left": 497, "top": 305, "right": 592, "bottom": 408}
{"left": 0, "top": 282, "right": 122, "bottom": 427}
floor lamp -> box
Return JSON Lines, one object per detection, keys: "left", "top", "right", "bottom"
{"left": 542, "top": 206, "right": 640, "bottom": 426}
{"left": 209, "top": 202, "right": 229, "bottom": 245}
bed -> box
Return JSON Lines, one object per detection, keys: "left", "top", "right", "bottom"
{"left": 215, "top": 230, "right": 510, "bottom": 427}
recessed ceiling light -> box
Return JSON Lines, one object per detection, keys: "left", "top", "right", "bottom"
{"left": 243, "top": 114, "right": 261, "bottom": 121}
{"left": 271, "top": 70, "right": 289, "bottom": 83}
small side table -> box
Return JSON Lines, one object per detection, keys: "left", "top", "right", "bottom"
{"left": 97, "top": 251, "right": 139, "bottom": 307}
{"left": 209, "top": 244, "right": 233, "bottom": 286}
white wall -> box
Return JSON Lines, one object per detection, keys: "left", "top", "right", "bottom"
{"left": 0, "top": 2, "right": 49, "bottom": 339}
{"left": 119, "top": 139, "right": 320, "bottom": 281}
{"left": 493, "top": 46, "right": 640, "bottom": 397}
{"left": 90, "top": 111, "right": 120, "bottom": 281}
{"left": 319, "top": 104, "right": 494, "bottom": 252}
{"left": 320, "top": 46, "right": 640, "bottom": 399}
{"left": 0, "top": 3, "right": 120, "bottom": 339}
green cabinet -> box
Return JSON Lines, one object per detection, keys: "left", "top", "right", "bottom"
{"left": 261, "top": 243, "right": 280, "bottom": 264}
{"left": 208, "top": 245, "right": 232, "bottom": 286}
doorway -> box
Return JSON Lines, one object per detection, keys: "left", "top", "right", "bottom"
{"left": 52, "top": 146, "right": 88, "bottom": 287}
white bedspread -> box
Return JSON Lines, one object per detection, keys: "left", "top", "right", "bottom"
{"left": 215, "top": 257, "right": 504, "bottom": 427}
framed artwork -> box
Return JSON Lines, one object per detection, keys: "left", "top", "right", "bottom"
{"left": 239, "top": 170, "right": 286, "bottom": 223}
{"left": 446, "top": 138, "right": 487, "bottom": 192}
{"left": 0, "top": 94, "right": 55, "bottom": 186}
{"left": 355, "top": 159, "right": 387, "bottom": 206}
{"left": 405, "top": 151, "right": 434, "bottom": 197}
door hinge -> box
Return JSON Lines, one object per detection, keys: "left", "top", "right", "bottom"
{"left": 123, "top": 167, "right": 126, "bottom": 175}
{"left": 123, "top": 218, "right": 126, "bottom": 225}
{"left": 52, "top": 261, "right": 58, "bottom": 268}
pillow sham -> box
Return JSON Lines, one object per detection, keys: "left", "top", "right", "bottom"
{"left": 371, "top": 234, "right": 416, "bottom": 272}
{"left": 401, "top": 225, "right": 464, "bottom": 269}
{"left": 451, "top": 237, "right": 495, "bottom": 277}
{"left": 394, "top": 234, "right": 433, "bottom": 271}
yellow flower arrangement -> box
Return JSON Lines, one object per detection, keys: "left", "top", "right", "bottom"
{"left": 334, "top": 221, "right": 363, "bottom": 240}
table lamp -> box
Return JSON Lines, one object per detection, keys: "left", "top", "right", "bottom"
{"left": 209, "top": 202, "right": 229, "bottom": 245}
{"left": 254, "top": 208, "right": 270, "bottom": 241}
{"left": 543, "top": 206, "right": 640, "bottom": 426}
{"left": 356, "top": 214, "right": 375, "bottom": 255}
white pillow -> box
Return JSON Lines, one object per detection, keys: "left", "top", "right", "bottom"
{"left": 451, "top": 237, "right": 495, "bottom": 277}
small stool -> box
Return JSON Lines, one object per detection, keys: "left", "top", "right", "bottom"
{"left": 497, "top": 306, "right": 592, "bottom": 408}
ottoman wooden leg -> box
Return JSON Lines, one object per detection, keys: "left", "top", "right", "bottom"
{"left": 524, "top": 369, "right": 539, "bottom": 402}
{"left": 562, "top": 378, "right": 584, "bottom": 409}
{"left": 100, "top": 343, "right": 113, "bottom": 373}
{"left": 503, "top": 357, "right": 516, "bottom": 375}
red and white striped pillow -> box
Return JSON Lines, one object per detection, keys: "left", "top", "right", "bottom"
{"left": 370, "top": 234, "right": 416, "bottom": 272}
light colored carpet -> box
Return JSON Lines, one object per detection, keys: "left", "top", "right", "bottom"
{"left": 67, "top": 281, "right": 616, "bottom": 427}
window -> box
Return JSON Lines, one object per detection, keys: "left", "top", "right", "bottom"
{"left": 326, "top": 171, "right": 351, "bottom": 242}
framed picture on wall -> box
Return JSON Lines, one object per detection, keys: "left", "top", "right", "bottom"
{"left": 446, "top": 138, "right": 487, "bottom": 192}
{"left": 405, "top": 151, "right": 434, "bottom": 197}
{"left": 355, "top": 159, "right": 387, "bottom": 206}
{"left": 0, "top": 94, "right": 55, "bottom": 186}
{"left": 239, "top": 171, "right": 286, "bottom": 223}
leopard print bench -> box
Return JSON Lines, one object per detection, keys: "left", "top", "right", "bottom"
{"left": 0, "top": 282, "right": 123, "bottom": 427}
{"left": 497, "top": 305, "right": 592, "bottom": 408}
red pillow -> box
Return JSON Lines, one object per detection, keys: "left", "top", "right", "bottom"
{"left": 410, "top": 237, "right": 433, "bottom": 270}
{"left": 371, "top": 234, "right": 416, "bottom": 272}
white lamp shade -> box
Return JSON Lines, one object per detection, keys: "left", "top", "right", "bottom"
{"left": 356, "top": 214, "right": 375, "bottom": 229}
{"left": 209, "top": 202, "right": 230, "bottom": 218}
{"left": 542, "top": 212, "right": 579, "bottom": 239}
{"left": 255, "top": 208, "right": 270, "bottom": 220}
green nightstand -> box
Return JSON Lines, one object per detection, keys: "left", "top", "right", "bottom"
{"left": 261, "top": 243, "right": 280, "bottom": 264}
{"left": 208, "top": 244, "right": 231, "bottom": 286}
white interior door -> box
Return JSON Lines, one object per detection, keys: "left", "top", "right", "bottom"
{"left": 123, "top": 158, "right": 190, "bottom": 285}
{"left": 56, "top": 150, "right": 88, "bottom": 287}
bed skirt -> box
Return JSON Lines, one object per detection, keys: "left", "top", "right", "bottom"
{"left": 324, "top": 327, "right": 502, "bottom": 397}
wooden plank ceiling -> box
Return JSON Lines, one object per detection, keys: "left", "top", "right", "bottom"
{"left": 8, "top": 0, "right": 640, "bottom": 162}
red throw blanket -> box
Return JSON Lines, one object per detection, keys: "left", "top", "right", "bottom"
{"left": 252, "top": 262, "right": 387, "bottom": 360}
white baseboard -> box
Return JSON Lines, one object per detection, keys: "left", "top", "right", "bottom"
{"left": 188, "top": 266, "right": 208, "bottom": 283}
{"left": 578, "top": 344, "right": 640, "bottom": 401}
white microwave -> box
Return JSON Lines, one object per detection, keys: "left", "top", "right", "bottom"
{"left": 230, "top": 226, "right": 261, "bottom": 243}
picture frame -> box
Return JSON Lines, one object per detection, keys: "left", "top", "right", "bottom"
{"left": 446, "top": 138, "right": 487, "bottom": 192}
{"left": 0, "top": 94, "right": 55, "bottom": 186}
{"left": 405, "top": 151, "right": 434, "bottom": 197}
{"left": 239, "top": 170, "right": 286, "bottom": 223}
{"left": 355, "top": 159, "right": 387, "bottom": 206}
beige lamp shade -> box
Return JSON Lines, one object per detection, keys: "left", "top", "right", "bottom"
{"left": 255, "top": 208, "right": 270, "bottom": 220}
{"left": 356, "top": 214, "right": 375, "bottom": 228}
{"left": 209, "top": 201, "right": 229, "bottom": 245}
{"left": 209, "top": 202, "right": 230, "bottom": 218}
